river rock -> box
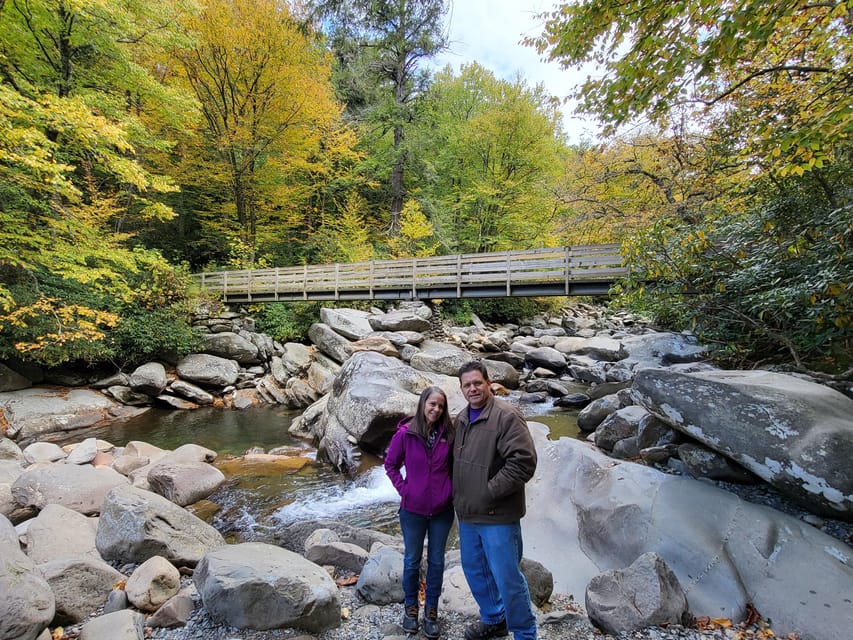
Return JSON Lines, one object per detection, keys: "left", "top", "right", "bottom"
{"left": 194, "top": 542, "right": 341, "bottom": 631}
{"left": 129, "top": 362, "right": 168, "bottom": 396}
{"left": 201, "top": 332, "right": 260, "bottom": 365}
{"left": 125, "top": 555, "right": 181, "bottom": 612}
{"left": 147, "top": 461, "right": 225, "bottom": 506}
{"left": 40, "top": 556, "right": 124, "bottom": 624}
{"left": 577, "top": 393, "right": 622, "bottom": 431}
{"left": 620, "top": 332, "right": 709, "bottom": 369}
{"left": 0, "top": 517, "right": 55, "bottom": 640}
{"left": 368, "top": 310, "right": 430, "bottom": 333}
{"left": 145, "top": 591, "right": 194, "bottom": 628}
{"left": 155, "top": 394, "right": 199, "bottom": 410}
{"left": 0, "top": 387, "right": 129, "bottom": 444}
{"left": 594, "top": 405, "right": 649, "bottom": 451}
{"left": 297, "top": 352, "right": 463, "bottom": 472}
{"left": 12, "top": 463, "right": 129, "bottom": 515}
{"left": 96, "top": 484, "right": 225, "bottom": 567}
{"left": 79, "top": 609, "right": 145, "bottom": 640}
{"left": 0, "top": 437, "right": 23, "bottom": 462}
{"left": 678, "top": 443, "right": 758, "bottom": 483}
{"left": 483, "top": 358, "right": 520, "bottom": 389}
{"left": 484, "top": 351, "right": 525, "bottom": 369}
{"left": 320, "top": 307, "right": 374, "bottom": 340}
{"left": 307, "top": 359, "right": 337, "bottom": 396}
{"left": 356, "top": 544, "right": 404, "bottom": 605}
{"left": 105, "top": 385, "right": 152, "bottom": 406}
{"left": 633, "top": 368, "right": 853, "bottom": 520}
{"left": 523, "top": 422, "right": 853, "bottom": 640}
{"left": 25, "top": 503, "right": 100, "bottom": 564}
{"left": 350, "top": 336, "right": 400, "bottom": 358}
{"left": 0, "top": 460, "right": 24, "bottom": 517}
{"left": 586, "top": 551, "right": 689, "bottom": 634}
{"left": 168, "top": 380, "right": 214, "bottom": 405}
{"left": 175, "top": 354, "right": 239, "bottom": 387}
{"left": 409, "top": 340, "right": 474, "bottom": 377}
{"left": 308, "top": 323, "right": 353, "bottom": 364}
{"left": 0, "top": 362, "right": 32, "bottom": 392}
{"left": 524, "top": 347, "right": 567, "bottom": 374}
{"left": 65, "top": 437, "right": 98, "bottom": 464}
{"left": 304, "top": 528, "right": 369, "bottom": 573}
{"left": 23, "top": 442, "right": 66, "bottom": 464}
{"left": 282, "top": 342, "right": 315, "bottom": 375}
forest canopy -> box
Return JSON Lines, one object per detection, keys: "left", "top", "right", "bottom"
{"left": 0, "top": 0, "right": 849, "bottom": 375}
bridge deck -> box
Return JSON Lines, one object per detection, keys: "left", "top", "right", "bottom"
{"left": 193, "top": 245, "right": 627, "bottom": 303}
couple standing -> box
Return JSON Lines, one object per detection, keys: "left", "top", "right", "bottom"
{"left": 384, "top": 360, "right": 538, "bottom": 640}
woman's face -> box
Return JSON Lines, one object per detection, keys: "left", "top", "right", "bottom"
{"left": 424, "top": 392, "right": 446, "bottom": 426}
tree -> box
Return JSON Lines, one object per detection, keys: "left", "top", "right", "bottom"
{"left": 310, "top": 0, "right": 449, "bottom": 233}
{"left": 173, "top": 0, "right": 346, "bottom": 265}
{"left": 410, "top": 63, "right": 567, "bottom": 253}
{"left": 531, "top": 1, "right": 852, "bottom": 174}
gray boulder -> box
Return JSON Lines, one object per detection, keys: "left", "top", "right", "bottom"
{"left": 483, "top": 359, "right": 520, "bottom": 389}
{"left": 12, "top": 463, "right": 128, "bottom": 515}
{"left": 0, "top": 387, "right": 130, "bottom": 444}
{"left": 0, "top": 459, "right": 24, "bottom": 517}
{"left": 356, "top": 544, "right": 404, "bottom": 605}
{"left": 25, "top": 503, "right": 100, "bottom": 564}
{"left": 594, "top": 405, "right": 649, "bottom": 452}
{"left": 201, "top": 332, "right": 260, "bottom": 365}
{"left": 0, "top": 437, "right": 24, "bottom": 462}
{"left": 65, "top": 437, "right": 99, "bottom": 465}
{"left": 125, "top": 556, "right": 181, "bottom": 612}
{"left": 168, "top": 380, "right": 214, "bottom": 405}
{"left": 524, "top": 347, "right": 567, "bottom": 374}
{"left": 523, "top": 422, "right": 853, "bottom": 640}
{"left": 368, "top": 311, "right": 430, "bottom": 333}
{"left": 409, "top": 341, "right": 474, "bottom": 377}
{"left": 304, "top": 528, "right": 369, "bottom": 573}
{"left": 147, "top": 461, "right": 225, "bottom": 506}
{"left": 40, "top": 557, "right": 124, "bottom": 624}
{"left": 129, "top": 362, "right": 167, "bottom": 396}
{"left": 320, "top": 307, "right": 374, "bottom": 340}
{"left": 620, "top": 331, "right": 709, "bottom": 368}
{"left": 96, "top": 484, "right": 225, "bottom": 567}
{"left": 634, "top": 368, "right": 853, "bottom": 520}
{"left": 194, "top": 542, "right": 340, "bottom": 631}
{"left": 586, "top": 552, "right": 689, "bottom": 635}
{"left": 0, "top": 362, "right": 31, "bottom": 392}
{"left": 79, "top": 609, "right": 145, "bottom": 640}
{"left": 175, "top": 354, "right": 239, "bottom": 387}
{"left": 22, "top": 442, "right": 66, "bottom": 464}
{"left": 145, "top": 592, "right": 194, "bottom": 628}
{"left": 678, "top": 443, "right": 758, "bottom": 484}
{"left": 0, "top": 516, "right": 55, "bottom": 640}
{"left": 576, "top": 393, "right": 622, "bottom": 432}
{"left": 308, "top": 323, "right": 353, "bottom": 364}
{"left": 105, "top": 385, "right": 152, "bottom": 406}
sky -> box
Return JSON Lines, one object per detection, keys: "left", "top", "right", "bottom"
{"left": 428, "top": 0, "right": 602, "bottom": 143}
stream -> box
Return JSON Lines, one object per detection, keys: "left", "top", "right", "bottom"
{"left": 70, "top": 398, "right": 582, "bottom": 543}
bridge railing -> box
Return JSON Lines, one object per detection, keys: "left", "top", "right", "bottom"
{"left": 193, "top": 244, "right": 627, "bottom": 302}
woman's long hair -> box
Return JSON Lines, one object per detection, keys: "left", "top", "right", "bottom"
{"left": 409, "top": 386, "right": 454, "bottom": 444}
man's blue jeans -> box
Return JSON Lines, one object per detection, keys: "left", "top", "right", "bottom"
{"left": 399, "top": 507, "right": 455, "bottom": 610}
{"left": 458, "top": 520, "right": 537, "bottom": 640}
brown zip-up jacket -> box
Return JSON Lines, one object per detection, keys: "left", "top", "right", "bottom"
{"left": 452, "top": 396, "right": 537, "bottom": 524}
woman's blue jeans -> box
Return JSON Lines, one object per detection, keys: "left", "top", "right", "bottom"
{"left": 458, "top": 520, "right": 537, "bottom": 640}
{"left": 399, "top": 507, "right": 455, "bottom": 610}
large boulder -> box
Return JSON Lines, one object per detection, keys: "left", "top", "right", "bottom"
{"left": 523, "top": 422, "right": 853, "bottom": 640}
{"left": 585, "top": 552, "right": 689, "bottom": 635}
{"left": 201, "top": 332, "right": 260, "bottom": 365}
{"left": 0, "top": 515, "right": 55, "bottom": 640}
{"left": 633, "top": 369, "right": 853, "bottom": 521}
{"left": 25, "top": 503, "right": 100, "bottom": 564}
{"left": 368, "top": 310, "right": 430, "bottom": 333}
{"left": 129, "top": 362, "right": 168, "bottom": 396}
{"left": 0, "top": 362, "right": 31, "bottom": 392}
{"left": 175, "top": 354, "right": 239, "bottom": 387}
{"left": 96, "top": 484, "right": 225, "bottom": 567}
{"left": 147, "top": 461, "right": 225, "bottom": 506}
{"left": 320, "top": 307, "right": 374, "bottom": 340}
{"left": 0, "top": 387, "right": 136, "bottom": 444}
{"left": 292, "top": 352, "right": 463, "bottom": 472}
{"left": 79, "top": 609, "right": 144, "bottom": 640}
{"left": 524, "top": 347, "right": 567, "bottom": 374}
{"left": 0, "top": 459, "right": 24, "bottom": 517}
{"left": 194, "top": 542, "right": 340, "bottom": 632}
{"left": 356, "top": 544, "right": 404, "bottom": 605}
{"left": 308, "top": 323, "right": 353, "bottom": 364}
{"left": 125, "top": 556, "right": 181, "bottom": 612}
{"left": 11, "top": 463, "right": 129, "bottom": 515}
{"left": 40, "top": 557, "right": 124, "bottom": 624}
{"left": 409, "top": 340, "right": 474, "bottom": 377}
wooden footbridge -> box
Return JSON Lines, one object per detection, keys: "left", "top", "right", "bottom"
{"left": 192, "top": 244, "right": 627, "bottom": 303}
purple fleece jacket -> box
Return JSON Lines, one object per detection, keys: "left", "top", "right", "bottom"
{"left": 384, "top": 418, "right": 453, "bottom": 516}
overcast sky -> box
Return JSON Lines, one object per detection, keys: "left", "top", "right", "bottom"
{"left": 428, "top": 0, "right": 601, "bottom": 143}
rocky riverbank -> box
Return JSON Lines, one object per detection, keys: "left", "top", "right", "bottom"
{"left": 2, "top": 300, "right": 852, "bottom": 640}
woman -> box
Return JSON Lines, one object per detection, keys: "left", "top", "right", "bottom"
{"left": 385, "top": 386, "right": 455, "bottom": 639}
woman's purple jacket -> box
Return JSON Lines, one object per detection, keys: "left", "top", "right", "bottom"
{"left": 384, "top": 418, "right": 453, "bottom": 516}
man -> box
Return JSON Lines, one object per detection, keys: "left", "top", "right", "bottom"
{"left": 453, "top": 360, "right": 538, "bottom": 640}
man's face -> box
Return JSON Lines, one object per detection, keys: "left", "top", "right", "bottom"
{"left": 460, "top": 369, "right": 492, "bottom": 409}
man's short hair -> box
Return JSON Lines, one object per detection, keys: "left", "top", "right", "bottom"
{"left": 458, "top": 359, "right": 489, "bottom": 380}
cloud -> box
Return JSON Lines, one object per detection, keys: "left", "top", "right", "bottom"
{"left": 428, "top": 0, "right": 601, "bottom": 142}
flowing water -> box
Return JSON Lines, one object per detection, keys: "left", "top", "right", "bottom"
{"left": 72, "top": 397, "right": 582, "bottom": 543}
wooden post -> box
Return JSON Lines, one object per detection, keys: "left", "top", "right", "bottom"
{"left": 223, "top": 271, "right": 228, "bottom": 302}
{"left": 412, "top": 258, "right": 417, "bottom": 299}
{"left": 506, "top": 252, "right": 511, "bottom": 296}
{"left": 565, "top": 246, "right": 571, "bottom": 295}
{"left": 370, "top": 261, "right": 374, "bottom": 298}
{"left": 456, "top": 254, "right": 462, "bottom": 298}
{"left": 335, "top": 263, "right": 340, "bottom": 300}
{"left": 303, "top": 264, "right": 308, "bottom": 300}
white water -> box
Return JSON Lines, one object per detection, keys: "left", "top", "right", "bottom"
{"left": 273, "top": 465, "right": 399, "bottom": 524}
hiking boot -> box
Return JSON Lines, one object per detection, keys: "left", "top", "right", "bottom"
{"left": 401, "top": 605, "right": 419, "bottom": 634}
{"left": 423, "top": 607, "right": 440, "bottom": 639}
{"left": 464, "top": 618, "right": 508, "bottom": 640}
